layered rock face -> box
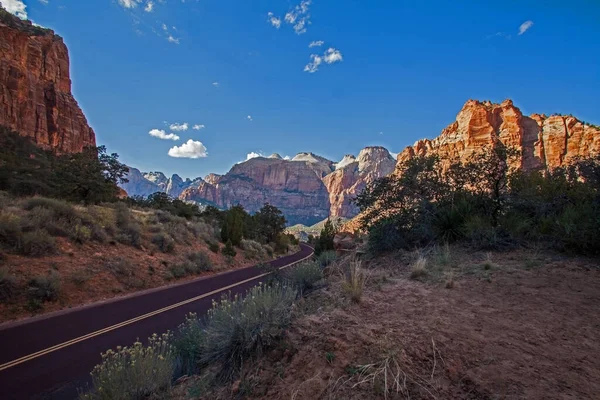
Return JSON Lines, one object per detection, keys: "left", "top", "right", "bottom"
{"left": 122, "top": 169, "right": 203, "bottom": 198}
{"left": 323, "top": 147, "right": 396, "bottom": 217}
{"left": 180, "top": 156, "right": 333, "bottom": 225}
{"left": 398, "top": 99, "right": 600, "bottom": 171}
{"left": 0, "top": 7, "right": 96, "bottom": 152}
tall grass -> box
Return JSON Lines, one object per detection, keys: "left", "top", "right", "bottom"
{"left": 342, "top": 259, "right": 366, "bottom": 303}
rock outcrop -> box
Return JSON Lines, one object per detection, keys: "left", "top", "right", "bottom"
{"left": 0, "top": 7, "right": 95, "bottom": 153}
{"left": 323, "top": 147, "right": 396, "bottom": 217}
{"left": 397, "top": 99, "right": 600, "bottom": 171}
{"left": 180, "top": 156, "right": 333, "bottom": 225}
{"left": 121, "top": 168, "right": 162, "bottom": 197}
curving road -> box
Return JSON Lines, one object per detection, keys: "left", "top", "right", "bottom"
{"left": 0, "top": 243, "right": 314, "bottom": 399}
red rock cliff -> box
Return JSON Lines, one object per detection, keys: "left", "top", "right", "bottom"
{"left": 0, "top": 7, "right": 95, "bottom": 152}
{"left": 398, "top": 99, "right": 599, "bottom": 171}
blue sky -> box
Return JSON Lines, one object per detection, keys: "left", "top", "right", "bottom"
{"left": 4, "top": 0, "right": 600, "bottom": 179}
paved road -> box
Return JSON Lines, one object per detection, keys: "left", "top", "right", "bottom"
{"left": 0, "top": 243, "right": 314, "bottom": 399}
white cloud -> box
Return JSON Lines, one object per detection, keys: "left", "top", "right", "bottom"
{"left": 118, "top": 0, "right": 141, "bottom": 9}
{"left": 39, "top": 0, "right": 49, "bottom": 5}
{"left": 247, "top": 115, "right": 253, "bottom": 122}
{"left": 1, "top": 0, "right": 28, "bottom": 19}
{"left": 283, "top": 155, "right": 291, "bottom": 160}
{"left": 144, "top": 1, "right": 153, "bottom": 12}
{"left": 267, "top": 12, "right": 282, "bottom": 29}
{"left": 284, "top": 0, "right": 311, "bottom": 35}
{"left": 323, "top": 48, "right": 343, "bottom": 64}
{"left": 149, "top": 129, "right": 180, "bottom": 141}
{"left": 169, "top": 122, "right": 189, "bottom": 131}
{"left": 390, "top": 152, "right": 398, "bottom": 159}
{"left": 304, "top": 47, "right": 342, "bottom": 73}
{"left": 168, "top": 140, "right": 208, "bottom": 159}
{"left": 518, "top": 20, "right": 533, "bottom": 35}
{"left": 309, "top": 40, "right": 324, "bottom": 48}
{"left": 212, "top": 82, "right": 219, "bottom": 87}
{"left": 304, "top": 54, "right": 322, "bottom": 73}
{"left": 246, "top": 152, "right": 263, "bottom": 160}
{"left": 192, "top": 124, "right": 205, "bottom": 130}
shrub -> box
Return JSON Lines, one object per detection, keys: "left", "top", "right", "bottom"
{"left": 174, "top": 313, "right": 204, "bottom": 376}
{"left": 115, "top": 203, "right": 132, "bottom": 228}
{"left": 28, "top": 270, "right": 61, "bottom": 302}
{"left": 20, "top": 229, "right": 57, "bottom": 256}
{"left": 0, "top": 268, "right": 18, "bottom": 301}
{"left": 342, "top": 259, "right": 366, "bottom": 303}
{"left": 367, "top": 219, "right": 406, "bottom": 255}
{"left": 222, "top": 239, "right": 236, "bottom": 257}
{"left": 90, "top": 225, "right": 109, "bottom": 243}
{"left": 317, "top": 250, "right": 337, "bottom": 268}
{"left": 200, "top": 283, "right": 297, "bottom": 381}
{"left": 105, "top": 258, "right": 134, "bottom": 277}
{"left": 274, "top": 233, "right": 290, "bottom": 254}
{"left": 241, "top": 239, "right": 265, "bottom": 259}
{"left": 208, "top": 241, "right": 220, "bottom": 254}
{"left": 169, "top": 264, "right": 187, "bottom": 279}
{"left": 187, "top": 252, "right": 213, "bottom": 272}
{"left": 0, "top": 211, "right": 22, "bottom": 248}
{"left": 151, "top": 232, "right": 175, "bottom": 253}
{"left": 22, "top": 197, "right": 78, "bottom": 221}
{"left": 288, "top": 261, "right": 323, "bottom": 293}
{"left": 81, "top": 333, "right": 175, "bottom": 400}
{"left": 116, "top": 224, "right": 142, "bottom": 248}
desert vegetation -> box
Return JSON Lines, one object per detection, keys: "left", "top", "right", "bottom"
{"left": 355, "top": 146, "right": 600, "bottom": 256}
{"left": 0, "top": 131, "right": 297, "bottom": 322}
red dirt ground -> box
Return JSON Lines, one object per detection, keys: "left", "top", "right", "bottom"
{"left": 176, "top": 249, "right": 600, "bottom": 399}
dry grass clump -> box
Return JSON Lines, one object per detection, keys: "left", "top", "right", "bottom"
{"left": 80, "top": 333, "right": 175, "bottom": 400}
{"left": 342, "top": 258, "right": 367, "bottom": 303}
{"left": 410, "top": 255, "right": 428, "bottom": 280}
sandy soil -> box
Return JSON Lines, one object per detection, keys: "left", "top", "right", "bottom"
{"left": 176, "top": 248, "right": 600, "bottom": 400}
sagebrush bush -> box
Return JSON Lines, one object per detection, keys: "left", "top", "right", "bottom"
{"left": 151, "top": 232, "right": 175, "bottom": 253}
{"left": 317, "top": 250, "right": 337, "bottom": 267}
{"left": 0, "top": 268, "right": 18, "bottom": 301}
{"left": 105, "top": 258, "right": 134, "bottom": 277}
{"left": 200, "top": 283, "right": 297, "bottom": 381}
{"left": 174, "top": 313, "right": 204, "bottom": 376}
{"left": 28, "top": 270, "right": 61, "bottom": 302}
{"left": 208, "top": 241, "right": 220, "bottom": 254}
{"left": 20, "top": 229, "right": 57, "bottom": 256}
{"left": 169, "top": 264, "right": 187, "bottom": 279}
{"left": 81, "top": 333, "right": 175, "bottom": 400}
{"left": 187, "top": 251, "right": 213, "bottom": 272}
{"left": 241, "top": 239, "right": 265, "bottom": 259}
{"left": 288, "top": 261, "right": 323, "bottom": 293}
{"left": 0, "top": 211, "right": 22, "bottom": 248}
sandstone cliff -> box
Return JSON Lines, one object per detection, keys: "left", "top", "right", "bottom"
{"left": 397, "top": 99, "right": 600, "bottom": 171}
{"left": 180, "top": 156, "right": 332, "bottom": 225}
{"left": 0, "top": 7, "right": 96, "bottom": 152}
{"left": 323, "top": 147, "right": 396, "bottom": 217}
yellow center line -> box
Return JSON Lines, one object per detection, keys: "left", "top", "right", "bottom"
{"left": 0, "top": 250, "right": 314, "bottom": 372}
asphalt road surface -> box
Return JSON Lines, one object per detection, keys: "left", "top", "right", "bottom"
{"left": 0, "top": 243, "right": 314, "bottom": 399}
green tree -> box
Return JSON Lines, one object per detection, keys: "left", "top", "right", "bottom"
{"left": 315, "top": 219, "right": 337, "bottom": 255}
{"left": 220, "top": 205, "right": 246, "bottom": 246}
{"left": 54, "top": 146, "right": 129, "bottom": 204}
{"left": 253, "top": 203, "right": 287, "bottom": 243}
